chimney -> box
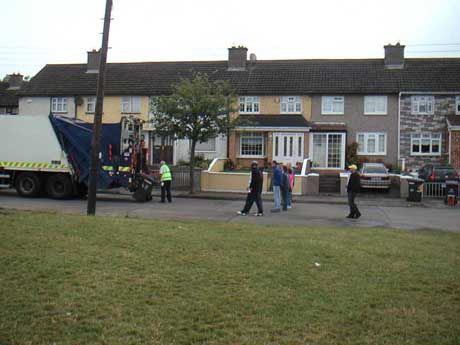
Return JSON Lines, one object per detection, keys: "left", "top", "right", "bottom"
{"left": 6, "top": 73, "right": 23, "bottom": 90}
{"left": 228, "top": 46, "right": 248, "bottom": 71}
{"left": 87, "top": 49, "right": 100, "bottom": 73}
{"left": 384, "top": 43, "right": 405, "bottom": 69}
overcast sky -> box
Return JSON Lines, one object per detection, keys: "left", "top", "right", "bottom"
{"left": 1, "top": 0, "right": 459, "bottom": 79}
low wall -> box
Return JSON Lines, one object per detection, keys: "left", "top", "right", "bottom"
{"left": 201, "top": 158, "right": 318, "bottom": 195}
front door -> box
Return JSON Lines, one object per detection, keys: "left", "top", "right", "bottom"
{"left": 150, "top": 135, "right": 174, "bottom": 164}
{"left": 272, "top": 132, "right": 304, "bottom": 165}
{"left": 309, "top": 132, "right": 346, "bottom": 169}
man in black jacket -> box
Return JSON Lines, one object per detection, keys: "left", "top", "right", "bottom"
{"left": 238, "top": 161, "right": 264, "bottom": 216}
{"left": 347, "top": 164, "right": 361, "bottom": 219}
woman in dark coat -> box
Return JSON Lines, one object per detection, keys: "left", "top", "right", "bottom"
{"left": 238, "top": 161, "right": 264, "bottom": 216}
{"left": 347, "top": 164, "right": 361, "bottom": 219}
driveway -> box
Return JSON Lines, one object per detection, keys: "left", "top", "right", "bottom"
{"left": 1, "top": 189, "right": 459, "bottom": 232}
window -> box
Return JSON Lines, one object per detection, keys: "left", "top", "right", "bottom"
{"left": 456, "top": 96, "right": 460, "bottom": 115}
{"left": 322, "top": 96, "right": 344, "bottom": 115}
{"left": 86, "top": 97, "right": 96, "bottom": 113}
{"left": 239, "top": 96, "right": 260, "bottom": 114}
{"left": 357, "top": 132, "right": 387, "bottom": 155}
{"left": 364, "top": 96, "right": 387, "bottom": 115}
{"left": 411, "top": 133, "right": 441, "bottom": 155}
{"left": 51, "top": 97, "right": 67, "bottom": 113}
{"left": 121, "top": 96, "right": 141, "bottom": 113}
{"left": 411, "top": 96, "right": 434, "bottom": 115}
{"left": 311, "top": 133, "right": 345, "bottom": 169}
{"left": 196, "top": 138, "right": 216, "bottom": 152}
{"left": 280, "top": 96, "right": 302, "bottom": 113}
{"left": 240, "top": 132, "right": 264, "bottom": 157}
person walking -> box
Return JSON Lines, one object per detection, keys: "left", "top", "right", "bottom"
{"left": 159, "top": 160, "right": 172, "bottom": 203}
{"left": 238, "top": 161, "right": 264, "bottom": 216}
{"left": 270, "top": 160, "right": 282, "bottom": 212}
{"left": 346, "top": 164, "right": 361, "bottom": 218}
{"left": 280, "top": 164, "right": 289, "bottom": 211}
{"left": 286, "top": 163, "right": 295, "bottom": 209}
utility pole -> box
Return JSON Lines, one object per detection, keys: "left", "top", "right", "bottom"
{"left": 87, "top": 0, "right": 113, "bottom": 215}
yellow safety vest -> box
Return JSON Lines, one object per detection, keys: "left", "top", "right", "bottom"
{"left": 161, "top": 165, "right": 172, "bottom": 181}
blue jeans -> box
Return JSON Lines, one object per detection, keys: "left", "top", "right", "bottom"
{"left": 273, "top": 185, "right": 281, "bottom": 209}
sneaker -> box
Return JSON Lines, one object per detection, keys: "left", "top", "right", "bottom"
{"left": 287, "top": 205, "right": 292, "bottom": 209}
{"left": 254, "top": 213, "right": 263, "bottom": 217}
{"left": 237, "top": 211, "right": 247, "bottom": 216}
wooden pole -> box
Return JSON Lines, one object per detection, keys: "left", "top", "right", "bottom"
{"left": 87, "top": 0, "right": 113, "bottom": 215}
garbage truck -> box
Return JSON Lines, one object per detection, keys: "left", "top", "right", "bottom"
{"left": 0, "top": 114, "right": 154, "bottom": 202}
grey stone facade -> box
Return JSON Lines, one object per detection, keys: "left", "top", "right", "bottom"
{"left": 399, "top": 95, "right": 457, "bottom": 169}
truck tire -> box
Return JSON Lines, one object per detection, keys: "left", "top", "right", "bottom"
{"left": 46, "top": 174, "right": 73, "bottom": 199}
{"left": 15, "top": 172, "right": 42, "bottom": 197}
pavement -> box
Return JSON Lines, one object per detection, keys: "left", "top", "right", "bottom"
{"left": 1, "top": 188, "right": 459, "bottom": 232}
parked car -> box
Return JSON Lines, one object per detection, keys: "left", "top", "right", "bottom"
{"left": 417, "top": 164, "right": 459, "bottom": 183}
{"left": 359, "top": 163, "right": 391, "bottom": 189}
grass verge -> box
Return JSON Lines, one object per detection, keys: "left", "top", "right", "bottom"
{"left": 0, "top": 210, "right": 459, "bottom": 345}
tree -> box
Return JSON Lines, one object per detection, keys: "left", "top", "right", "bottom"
{"left": 151, "top": 73, "right": 237, "bottom": 193}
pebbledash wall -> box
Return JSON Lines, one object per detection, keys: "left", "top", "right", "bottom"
{"left": 451, "top": 131, "right": 460, "bottom": 171}
{"left": 399, "top": 95, "right": 457, "bottom": 169}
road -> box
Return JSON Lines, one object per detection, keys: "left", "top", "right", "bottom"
{"left": 1, "top": 189, "right": 459, "bottom": 232}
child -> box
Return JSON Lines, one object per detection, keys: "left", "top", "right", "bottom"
{"left": 286, "top": 163, "right": 295, "bottom": 209}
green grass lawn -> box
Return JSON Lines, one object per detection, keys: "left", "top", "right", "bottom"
{"left": 0, "top": 210, "right": 459, "bottom": 345}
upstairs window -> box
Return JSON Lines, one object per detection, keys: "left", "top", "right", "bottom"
{"left": 121, "top": 96, "right": 141, "bottom": 113}
{"left": 364, "top": 96, "right": 387, "bottom": 115}
{"left": 86, "top": 96, "right": 96, "bottom": 113}
{"left": 280, "top": 96, "right": 302, "bottom": 113}
{"left": 411, "top": 133, "right": 441, "bottom": 155}
{"left": 411, "top": 96, "right": 434, "bottom": 115}
{"left": 322, "top": 96, "right": 344, "bottom": 115}
{"left": 51, "top": 97, "right": 68, "bottom": 113}
{"left": 239, "top": 96, "right": 260, "bottom": 114}
{"left": 456, "top": 96, "right": 460, "bottom": 115}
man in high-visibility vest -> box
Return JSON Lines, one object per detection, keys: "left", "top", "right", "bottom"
{"left": 159, "top": 160, "right": 172, "bottom": 203}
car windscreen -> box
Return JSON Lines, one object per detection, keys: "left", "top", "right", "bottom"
{"left": 436, "top": 168, "right": 457, "bottom": 177}
{"left": 363, "top": 166, "right": 387, "bottom": 174}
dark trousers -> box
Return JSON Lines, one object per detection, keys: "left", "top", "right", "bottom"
{"left": 242, "top": 192, "right": 263, "bottom": 214}
{"left": 347, "top": 191, "right": 360, "bottom": 216}
{"left": 161, "top": 180, "right": 172, "bottom": 202}
{"left": 281, "top": 187, "right": 289, "bottom": 210}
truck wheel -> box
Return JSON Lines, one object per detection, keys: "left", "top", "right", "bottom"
{"left": 46, "top": 174, "right": 73, "bottom": 199}
{"left": 15, "top": 172, "right": 42, "bottom": 197}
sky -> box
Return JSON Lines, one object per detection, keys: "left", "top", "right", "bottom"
{"left": 1, "top": 0, "right": 459, "bottom": 79}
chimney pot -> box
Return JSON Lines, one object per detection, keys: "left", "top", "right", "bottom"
{"left": 228, "top": 46, "right": 248, "bottom": 71}
{"left": 384, "top": 43, "right": 405, "bottom": 69}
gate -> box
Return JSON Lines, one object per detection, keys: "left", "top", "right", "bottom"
{"left": 171, "top": 167, "right": 201, "bottom": 191}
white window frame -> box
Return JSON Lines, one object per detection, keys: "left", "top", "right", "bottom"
{"left": 121, "top": 96, "right": 141, "bottom": 113}
{"left": 239, "top": 132, "right": 264, "bottom": 158}
{"left": 321, "top": 96, "right": 344, "bottom": 115}
{"left": 309, "top": 132, "right": 346, "bottom": 169}
{"left": 364, "top": 96, "right": 388, "bottom": 115}
{"left": 456, "top": 96, "right": 460, "bottom": 115}
{"left": 410, "top": 132, "right": 441, "bottom": 156}
{"left": 280, "top": 96, "right": 302, "bottom": 114}
{"left": 51, "top": 97, "right": 68, "bottom": 113}
{"left": 195, "top": 138, "right": 216, "bottom": 152}
{"left": 86, "top": 96, "right": 96, "bottom": 113}
{"left": 239, "top": 96, "right": 260, "bottom": 114}
{"left": 411, "top": 96, "right": 434, "bottom": 115}
{"left": 356, "top": 132, "right": 387, "bottom": 155}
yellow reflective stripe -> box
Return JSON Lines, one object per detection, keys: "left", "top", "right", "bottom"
{"left": 102, "top": 166, "right": 114, "bottom": 171}
{"left": 0, "top": 161, "right": 67, "bottom": 169}
{"left": 118, "top": 166, "right": 130, "bottom": 172}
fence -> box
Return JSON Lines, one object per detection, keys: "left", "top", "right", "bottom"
{"left": 423, "top": 182, "right": 459, "bottom": 198}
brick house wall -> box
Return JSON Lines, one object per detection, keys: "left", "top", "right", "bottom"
{"left": 399, "top": 95, "right": 457, "bottom": 170}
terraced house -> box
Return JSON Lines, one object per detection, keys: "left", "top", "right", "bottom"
{"left": 18, "top": 44, "right": 460, "bottom": 172}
